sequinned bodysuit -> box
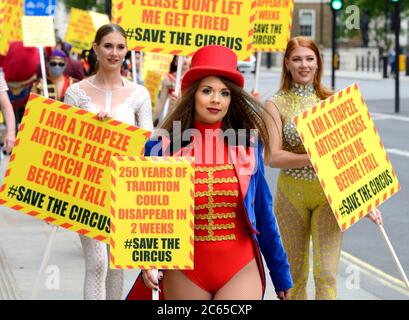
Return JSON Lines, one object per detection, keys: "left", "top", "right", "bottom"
{"left": 180, "top": 121, "right": 256, "bottom": 294}
{"left": 269, "top": 84, "right": 343, "bottom": 300}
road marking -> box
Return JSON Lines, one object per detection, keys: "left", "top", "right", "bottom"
{"left": 371, "top": 112, "right": 409, "bottom": 122}
{"left": 386, "top": 148, "right": 409, "bottom": 158}
{"left": 341, "top": 251, "right": 409, "bottom": 297}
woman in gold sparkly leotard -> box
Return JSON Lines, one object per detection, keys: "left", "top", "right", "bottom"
{"left": 263, "top": 37, "right": 382, "bottom": 300}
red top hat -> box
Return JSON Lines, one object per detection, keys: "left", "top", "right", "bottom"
{"left": 181, "top": 45, "right": 244, "bottom": 91}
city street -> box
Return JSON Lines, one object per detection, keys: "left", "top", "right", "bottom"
{"left": 0, "top": 68, "right": 408, "bottom": 300}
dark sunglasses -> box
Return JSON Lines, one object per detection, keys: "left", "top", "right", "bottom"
{"left": 49, "top": 61, "right": 65, "bottom": 67}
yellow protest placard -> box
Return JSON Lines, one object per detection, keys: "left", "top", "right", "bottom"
{"left": 142, "top": 52, "right": 173, "bottom": 80}
{"left": 253, "top": 0, "right": 294, "bottom": 52}
{"left": 293, "top": 84, "right": 400, "bottom": 232}
{"left": 144, "top": 70, "right": 162, "bottom": 107}
{"left": 0, "top": 0, "right": 23, "bottom": 55}
{"left": 22, "top": 15, "right": 55, "bottom": 48}
{"left": 110, "top": 156, "right": 194, "bottom": 269}
{"left": 113, "top": 0, "right": 257, "bottom": 60}
{"left": 0, "top": 94, "right": 151, "bottom": 243}
{"left": 64, "top": 8, "right": 110, "bottom": 55}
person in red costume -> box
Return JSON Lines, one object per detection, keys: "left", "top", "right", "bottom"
{"left": 127, "top": 45, "right": 293, "bottom": 300}
{"left": 0, "top": 41, "right": 40, "bottom": 130}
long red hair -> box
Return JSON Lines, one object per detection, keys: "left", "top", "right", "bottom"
{"left": 279, "top": 36, "right": 333, "bottom": 99}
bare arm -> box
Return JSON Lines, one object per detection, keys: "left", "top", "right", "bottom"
{"left": 263, "top": 100, "right": 310, "bottom": 169}
{"left": 0, "top": 91, "right": 16, "bottom": 153}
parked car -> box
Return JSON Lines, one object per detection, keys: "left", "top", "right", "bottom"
{"left": 237, "top": 54, "right": 256, "bottom": 73}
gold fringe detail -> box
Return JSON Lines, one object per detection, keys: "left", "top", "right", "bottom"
{"left": 195, "top": 177, "right": 238, "bottom": 184}
{"left": 195, "top": 212, "right": 236, "bottom": 220}
{"left": 196, "top": 202, "right": 237, "bottom": 210}
{"left": 195, "top": 190, "right": 239, "bottom": 198}
{"left": 195, "top": 223, "right": 235, "bottom": 231}
{"left": 195, "top": 165, "right": 234, "bottom": 173}
{"left": 195, "top": 234, "right": 236, "bottom": 242}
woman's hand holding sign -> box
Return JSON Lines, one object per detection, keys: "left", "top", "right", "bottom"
{"left": 365, "top": 207, "right": 383, "bottom": 225}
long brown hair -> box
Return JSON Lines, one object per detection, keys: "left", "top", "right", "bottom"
{"left": 280, "top": 36, "right": 333, "bottom": 99}
{"left": 92, "top": 23, "right": 127, "bottom": 74}
{"left": 160, "top": 76, "right": 272, "bottom": 159}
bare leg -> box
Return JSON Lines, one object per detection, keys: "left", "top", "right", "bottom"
{"left": 163, "top": 270, "right": 212, "bottom": 300}
{"left": 214, "top": 259, "right": 262, "bottom": 300}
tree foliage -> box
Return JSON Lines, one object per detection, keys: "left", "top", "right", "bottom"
{"left": 61, "top": 0, "right": 105, "bottom": 13}
{"left": 336, "top": 0, "right": 409, "bottom": 47}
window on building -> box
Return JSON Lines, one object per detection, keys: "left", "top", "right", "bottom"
{"left": 299, "top": 9, "right": 316, "bottom": 39}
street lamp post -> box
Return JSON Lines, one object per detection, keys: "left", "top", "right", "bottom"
{"left": 391, "top": 0, "right": 401, "bottom": 113}
{"left": 105, "top": 0, "right": 112, "bottom": 20}
{"left": 330, "top": 0, "right": 343, "bottom": 90}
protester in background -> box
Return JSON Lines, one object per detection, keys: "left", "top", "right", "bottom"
{"left": 388, "top": 47, "right": 396, "bottom": 77}
{"left": 152, "top": 55, "right": 190, "bottom": 125}
{"left": 0, "top": 68, "right": 16, "bottom": 154}
{"left": 0, "top": 41, "right": 39, "bottom": 130}
{"left": 263, "top": 36, "right": 382, "bottom": 300}
{"left": 55, "top": 37, "right": 85, "bottom": 81}
{"left": 64, "top": 23, "right": 153, "bottom": 300}
{"left": 127, "top": 45, "right": 292, "bottom": 300}
{"left": 32, "top": 49, "right": 76, "bottom": 102}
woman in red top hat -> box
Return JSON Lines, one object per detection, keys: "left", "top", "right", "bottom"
{"left": 127, "top": 45, "right": 293, "bottom": 300}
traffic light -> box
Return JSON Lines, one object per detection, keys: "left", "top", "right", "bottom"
{"left": 331, "top": 0, "right": 343, "bottom": 11}
{"left": 390, "top": 0, "right": 400, "bottom": 3}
